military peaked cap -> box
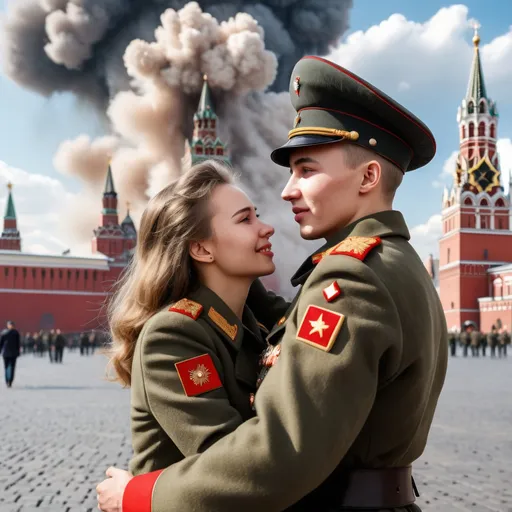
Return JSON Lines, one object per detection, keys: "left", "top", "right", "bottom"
{"left": 271, "top": 56, "right": 436, "bottom": 172}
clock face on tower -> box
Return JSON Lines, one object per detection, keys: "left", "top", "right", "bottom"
{"left": 468, "top": 156, "right": 501, "bottom": 193}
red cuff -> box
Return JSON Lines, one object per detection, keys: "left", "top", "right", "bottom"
{"left": 123, "top": 470, "right": 164, "bottom": 512}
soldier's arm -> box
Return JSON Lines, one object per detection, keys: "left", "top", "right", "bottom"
{"left": 123, "top": 256, "right": 403, "bottom": 512}
{"left": 137, "top": 311, "right": 245, "bottom": 456}
{"left": 246, "top": 278, "right": 291, "bottom": 330}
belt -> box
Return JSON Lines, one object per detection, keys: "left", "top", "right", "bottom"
{"left": 336, "top": 466, "right": 417, "bottom": 509}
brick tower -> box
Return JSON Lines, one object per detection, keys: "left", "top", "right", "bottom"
{"left": 439, "top": 26, "right": 512, "bottom": 330}
{"left": 92, "top": 164, "right": 137, "bottom": 262}
{"left": 182, "top": 75, "right": 230, "bottom": 169}
{"left": 0, "top": 183, "right": 21, "bottom": 251}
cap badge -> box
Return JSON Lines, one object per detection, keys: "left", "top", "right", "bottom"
{"left": 293, "top": 76, "right": 301, "bottom": 96}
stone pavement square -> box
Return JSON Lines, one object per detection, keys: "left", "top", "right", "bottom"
{"left": 0, "top": 350, "right": 510, "bottom": 511}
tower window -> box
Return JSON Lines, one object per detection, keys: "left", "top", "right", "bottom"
{"left": 4, "top": 267, "right": 8, "bottom": 277}
{"left": 447, "top": 248, "right": 451, "bottom": 263}
{"left": 468, "top": 102, "right": 474, "bottom": 114}
{"left": 480, "top": 198, "right": 488, "bottom": 206}
{"left": 462, "top": 125, "right": 466, "bottom": 139}
{"left": 211, "top": 120, "right": 216, "bottom": 128}
{"left": 490, "top": 124, "right": 496, "bottom": 138}
{"left": 479, "top": 101, "right": 486, "bottom": 113}
{"left": 483, "top": 249, "right": 488, "bottom": 260}
{"left": 469, "top": 122, "right": 474, "bottom": 137}
{"left": 496, "top": 198, "right": 504, "bottom": 207}
{"left": 451, "top": 301, "right": 455, "bottom": 309}
{"left": 478, "top": 122, "right": 485, "bottom": 137}
{"left": 464, "top": 197, "right": 473, "bottom": 206}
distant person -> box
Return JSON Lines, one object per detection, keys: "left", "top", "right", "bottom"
{"left": 0, "top": 321, "right": 21, "bottom": 388}
{"left": 54, "top": 329, "right": 66, "bottom": 363}
{"left": 80, "top": 332, "right": 89, "bottom": 356}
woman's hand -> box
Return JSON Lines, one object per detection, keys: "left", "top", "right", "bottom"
{"left": 96, "top": 466, "right": 133, "bottom": 512}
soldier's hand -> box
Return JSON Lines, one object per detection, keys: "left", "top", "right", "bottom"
{"left": 96, "top": 466, "right": 133, "bottom": 512}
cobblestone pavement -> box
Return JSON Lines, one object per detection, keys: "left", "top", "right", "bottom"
{"left": 0, "top": 350, "right": 511, "bottom": 511}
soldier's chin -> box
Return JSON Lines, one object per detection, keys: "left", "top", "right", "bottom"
{"left": 299, "top": 224, "right": 321, "bottom": 241}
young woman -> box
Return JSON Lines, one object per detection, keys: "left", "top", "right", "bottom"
{"left": 106, "top": 159, "right": 287, "bottom": 477}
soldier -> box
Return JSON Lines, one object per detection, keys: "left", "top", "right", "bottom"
{"left": 448, "top": 328, "right": 457, "bottom": 357}
{"left": 488, "top": 326, "right": 498, "bottom": 358}
{"left": 498, "top": 326, "right": 510, "bottom": 358}
{"left": 98, "top": 56, "right": 447, "bottom": 512}
{"left": 459, "top": 324, "right": 471, "bottom": 357}
{"left": 100, "top": 161, "right": 282, "bottom": 482}
{"left": 470, "top": 325, "right": 480, "bottom": 357}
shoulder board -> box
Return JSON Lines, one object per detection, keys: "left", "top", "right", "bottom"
{"left": 312, "top": 236, "right": 382, "bottom": 264}
{"left": 169, "top": 298, "right": 203, "bottom": 320}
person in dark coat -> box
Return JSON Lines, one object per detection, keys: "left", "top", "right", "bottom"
{"left": 0, "top": 321, "right": 21, "bottom": 388}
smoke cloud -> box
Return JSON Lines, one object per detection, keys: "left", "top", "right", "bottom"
{"left": 1, "top": 0, "right": 353, "bottom": 294}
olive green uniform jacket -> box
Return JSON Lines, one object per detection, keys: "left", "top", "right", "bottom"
{"left": 129, "top": 285, "right": 268, "bottom": 475}
{"left": 125, "top": 210, "right": 448, "bottom": 512}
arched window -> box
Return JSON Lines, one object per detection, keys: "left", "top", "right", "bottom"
{"left": 462, "top": 125, "right": 466, "bottom": 139}
{"left": 468, "top": 101, "right": 474, "bottom": 114}
{"left": 480, "top": 198, "right": 488, "bottom": 206}
{"left": 496, "top": 198, "right": 505, "bottom": 207}
{"left": 464, "top": 197, "right": 473, "bottom": 206}
{"left": 490, "top": 124, "right": 496, "bottom": 138}
{"left": 469, "top": 122, "right": 475, "bottom": 137}
{"left": 211, "top": 120, "right": 216, "bottom": 128}
{"left": 479, "top": 101, "right": 486, "bottom": 113}
{"left": 478, "top": 122, "right": 486, "bottom": 137}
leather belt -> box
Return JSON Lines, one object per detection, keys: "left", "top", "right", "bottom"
{"left": 336, "top": 466, "right": 416, "bottom": 509}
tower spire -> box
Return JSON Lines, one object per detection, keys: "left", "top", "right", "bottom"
{"left": 466, "top": 22, "right": 487, "bottom": 101}
{"left": 0, "top": 182, "right": 21, "bottom": 251}
{"left": 104, "top": 161, "right": 116, "bottom": 195}
{"left": 4, "top": 182, "right": 16, "bottom": 219}
{"left": 183, "top": 75, "right": 230, "bottom": 169}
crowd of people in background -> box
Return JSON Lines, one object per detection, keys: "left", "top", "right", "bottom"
{"left": 23, "top": 329, "right": 103, "bottom": 360}
{"left": 0, "top": 321, "right": 107, "bottom": 388}
{"left": 447, "top": 321, "right": 511, "bottom": 358}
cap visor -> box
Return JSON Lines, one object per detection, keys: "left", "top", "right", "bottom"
{"left": 271, "top": 135, "right": 343, "bottom": 167}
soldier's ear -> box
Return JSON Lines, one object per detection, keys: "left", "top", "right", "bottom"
{"left": 359, "top": 160, "right": 381, "bottom": 195}
{"left": 189, "top": 241, "right": 214, "bottom": 264}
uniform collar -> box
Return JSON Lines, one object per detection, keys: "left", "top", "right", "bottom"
{"left": 188, "top": 285, "right": 245, "bottom": 350}
{"left": 290, "top": 210, "right": 410, "bottom": 287}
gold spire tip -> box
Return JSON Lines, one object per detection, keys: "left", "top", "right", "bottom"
{"left": 7, "top": 182, "right": 12, "bottom": 190}
{"left": 472, "top": 20, "right": 481, "bottom": 47}
{"left": 203, "top": 74, "right": 208, "bottom": 81}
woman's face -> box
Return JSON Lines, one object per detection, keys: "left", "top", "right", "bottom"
{"left": 202, "top": 184, "right": 276, "bottom": 280}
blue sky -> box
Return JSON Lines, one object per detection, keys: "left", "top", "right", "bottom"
{"left": 0, "top": 1, "right": 512, "bottom": 262}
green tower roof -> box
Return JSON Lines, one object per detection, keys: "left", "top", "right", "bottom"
{"left": 4, "top": 183, "right": 16, "bottom": 219}
{"left": 466, "top": 28, "right": 487, "bottom": 101}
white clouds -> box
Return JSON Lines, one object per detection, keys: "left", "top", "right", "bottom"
{"left": 326, "top": 5, "right": 512, "bottom": 100}
{"left": 409, "top": 214, "right": 443, "bottom": 261}
{"left": 0, "top": 161, "right": 83, "bottom": 255}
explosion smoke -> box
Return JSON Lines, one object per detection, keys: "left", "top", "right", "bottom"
{"left": 1, "top": 0, "right": 353, "bottom": 294}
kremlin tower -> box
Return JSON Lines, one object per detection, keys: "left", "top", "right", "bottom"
{"left": 182, "top": 75, "right": 230, "bottom": 169}
{"left": 0, "top": 164, "right": 137, "bottom": 332}
{"left": 92, "top": 163, "right": 137, "bottom": 263}
{"left": 0, "top": 183, "right": 21, "bottom": 251}
{"left": 439, "top": 26, "right": 512, "bottom": 332}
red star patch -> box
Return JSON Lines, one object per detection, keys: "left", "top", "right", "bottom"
{"left": 297, "top": 305, "right": 345, "bottom": 352}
